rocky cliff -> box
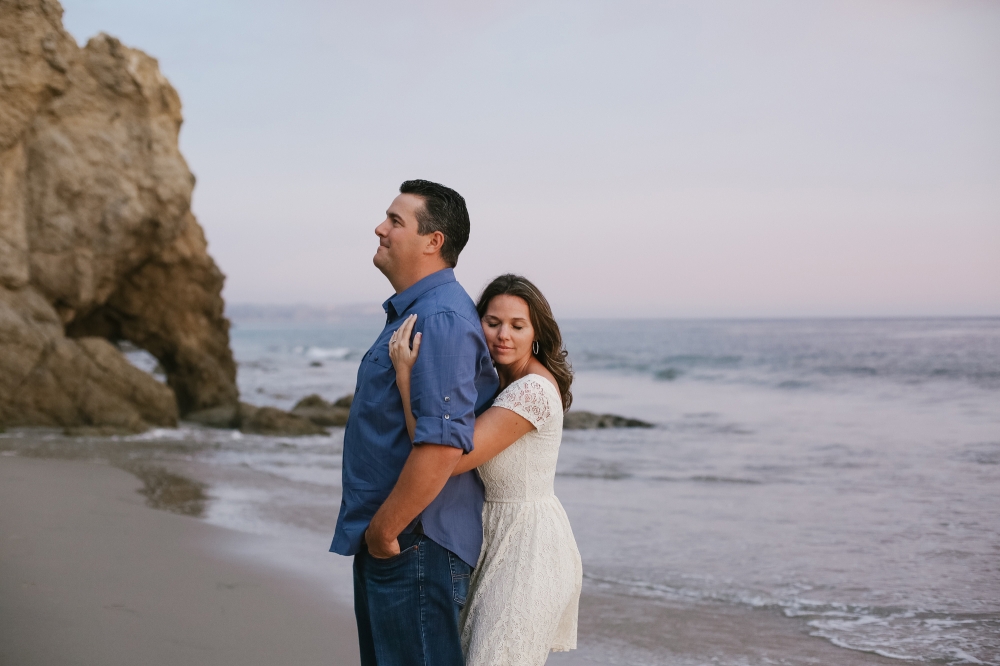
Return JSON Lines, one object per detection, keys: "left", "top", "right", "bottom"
{"left": 0, "top": 0, "right": 238, "bottom": 430}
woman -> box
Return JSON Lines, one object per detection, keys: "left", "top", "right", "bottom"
{"left": 388, "top": 274, "right": 582, "bottom": 665}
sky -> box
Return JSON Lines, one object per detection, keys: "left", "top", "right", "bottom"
{"left": 60, "top": 0, "right": 1000, "bottom": 318}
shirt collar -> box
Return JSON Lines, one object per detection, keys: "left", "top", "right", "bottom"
{"left": 383, "top": 268, "right": 456, "bottom": 320}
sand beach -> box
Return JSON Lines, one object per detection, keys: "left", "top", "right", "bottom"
{"left": 0, "top": 453, "right": 893, "bottom": 666}
{"left": 1, "top": 423, "right": 943, "bottom": 666}
{"left": 0, "top": 455, "right": 358, "bottom": 666}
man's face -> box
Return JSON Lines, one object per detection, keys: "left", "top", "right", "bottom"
{"left": 373, "top": 193, "right": 427, "bottom": 279}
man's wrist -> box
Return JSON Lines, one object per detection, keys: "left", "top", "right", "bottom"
{"left": 366, "top": 517, "right": 396, "bottom": 545}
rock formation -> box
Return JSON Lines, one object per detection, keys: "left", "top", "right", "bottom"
{"left": 183, "top": 399, "right": 340, "bottom": 436}
{"left": 238, "top": 403, "right": 328, "bottom": 437}
{"left": 563, "top": 410, "right": 653, "bottom": 430}
{"left": 0, "top": 0, "right": 238, "bottom": 430}
{"left": 291, "top": 393, "right": 352, "bottom": 427}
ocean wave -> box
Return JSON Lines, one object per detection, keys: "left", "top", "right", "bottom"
{"left": 664, "top": 418, "right": 754, "bottom": 436}
{"left": 557, "top": 459, "right": 632, "bottom": 480}
{"left": 955, "top": 442, "right": 1000, "bottom": 466}
{"left": 644, "top": 474, "right": 763, "bottom": 485}
{"left": 777, "top": 379, "right": 811, "bottom": 389}
{"left": 559, "top": 319, "right": 1000, "bottom": 390}
{"left": 688, "top": 475, "right": 762, "bottom": 484}
{"left": 304, "top": 346, "right": 351, "bottom": 360}
{"left": 585, "top": 573, "right": 1000, "bottom": 665}
{"left": 803, "top": 608, "right": 999, "bottom": 666}
{"left": 664, "top": 354, "right": 743, "bottom": 367}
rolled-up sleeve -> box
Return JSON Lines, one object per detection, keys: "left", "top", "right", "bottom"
{"left": 409, "top": 312, "right": 482, "bottom": 452}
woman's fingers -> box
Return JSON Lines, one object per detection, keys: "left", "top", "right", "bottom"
{"left": 411, "top": 331, "right": 422, "bottom": 358}
{"left": 389, "top": 315, "right": 420, "bottom": 369}
{"left": 394, "top": 314, "right": 414, "bottom": 348}
{"left": 400, "top": 314, "right": 417, "bottom": 345}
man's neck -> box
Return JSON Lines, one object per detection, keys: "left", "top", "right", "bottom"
{"left": 389, "top": 261, "right": 449, "bottom": 295}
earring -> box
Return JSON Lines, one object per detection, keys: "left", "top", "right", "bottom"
{"left": 532, "top": 340, "right": 539, "bottom": 355}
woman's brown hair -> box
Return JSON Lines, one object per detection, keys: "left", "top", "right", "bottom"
{"left": 476, "top": 274, "right": 573, "bottom": 411}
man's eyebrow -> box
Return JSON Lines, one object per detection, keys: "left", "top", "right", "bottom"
{"left": 386, "top": 210, "right": 402, "bottom": 222}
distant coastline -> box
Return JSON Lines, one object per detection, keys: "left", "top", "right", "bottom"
{"left": 227, "top": 304, "right": 1000, "bottom": 325}
{"left": 226, "top": 303, "right": 386, "bottom": 324}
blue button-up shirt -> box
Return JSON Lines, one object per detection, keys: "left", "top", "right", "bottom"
{"left": 330, "top": 268, "right": 499, "bottom": 567}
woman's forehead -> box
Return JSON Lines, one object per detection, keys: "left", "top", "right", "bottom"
{"left": 484, "top": 294, "right": 530, "bottom": 318}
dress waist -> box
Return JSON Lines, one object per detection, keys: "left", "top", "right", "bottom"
{"left": 484, "top": 493, "right": 557, "bottom": 504}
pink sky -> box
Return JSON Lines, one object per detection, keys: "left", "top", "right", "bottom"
{"left": 63, "top": 0, "right": 1000, "bottom": 317}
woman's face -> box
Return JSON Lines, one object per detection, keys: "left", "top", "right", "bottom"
{"left": 481, "top": 294, "right": 535, "bottom": 367}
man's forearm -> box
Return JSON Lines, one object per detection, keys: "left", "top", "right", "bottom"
{"left": 367, "top": 443, "right": 463, "bottom": 547}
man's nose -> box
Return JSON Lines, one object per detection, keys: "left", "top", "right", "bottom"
{"left": 375, "top": 219, "right": 389, "bottom": 237}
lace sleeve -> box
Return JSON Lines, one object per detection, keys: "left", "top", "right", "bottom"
{"left": 492, "top": 376, "right": 554, "bottom": 429}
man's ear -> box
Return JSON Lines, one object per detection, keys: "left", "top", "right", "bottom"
{"left": 422, "top": 230, "right": 446, "bottom": 256}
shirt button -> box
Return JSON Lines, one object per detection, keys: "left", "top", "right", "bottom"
{"left": 444, "top": 396, "right": 450, "bottom": 402}
{"left": 373, "top": 355, "right": 379, "bottom": 361}
{"left": 444, "top": 414, "right": 450, "bottom": 420}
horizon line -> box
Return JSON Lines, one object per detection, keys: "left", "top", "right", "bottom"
{"left": 225, "top": 302, "right": 1000, "bottom": 322}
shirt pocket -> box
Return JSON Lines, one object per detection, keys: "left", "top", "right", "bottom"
{"left": 355, "top": 344, "right": 396, "bottom": 405}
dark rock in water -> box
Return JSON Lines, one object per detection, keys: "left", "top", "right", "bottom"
{"left": 294, "top": 407, "right": 348, "bottom": 427}
{"left": 239, "top": 403, "right": 327, "bottom": 436}
{"left": 654, "top": 368, "right": 681, "bottom": 381}
{"left": 0, "top": 1, "right": 238, "bottom": 431}
{"left": 563, "top": 410, "right": 654, "bottom": 430}
{"left": 334, "top": 393, "right": 353, "bottom": 408}
{"left": 63, "top": 424, "right": 149, "bottom": 437}
{"left": 238, "top": 402, "right": 258, "bottom": 421}
{"left": 185, "top": 404, "right": 241, "bottom": 429}
{"left": 185, "top": 397, "right": 346, "bottom": 432}
{"left": 309, "top": 361, "right": 323, "bottom": 367}
{"left": 292, "top": 394, "right": 350, "bottom": 427}
{"left": 294, "top": 395, "right": 328, "bottom": 410}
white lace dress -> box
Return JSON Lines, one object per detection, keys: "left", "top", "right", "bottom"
{"left": 460, "top": 374, "right": 583, "bottom": 666}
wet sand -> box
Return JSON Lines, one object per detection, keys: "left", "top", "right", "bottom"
{"left": 0, "top": 456, "right": 359, "bottom": 666}
{"left": 0, "top": 440, "right": 910, "bottom": 666}
{"left": 548, "top": 585, "right": 905, "bottom": 666}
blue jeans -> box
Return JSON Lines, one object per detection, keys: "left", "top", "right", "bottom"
{"left": 353, "top": 533, "right": 471, "bottom": 666}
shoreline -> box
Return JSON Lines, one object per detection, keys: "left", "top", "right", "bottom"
{"left": 548, "top": 584, "right": 906, "bottom": 666}
{"left": 0, "top": 456, "right": 359, "bottom": 666}
{"left": 0, "top": 435, "right": 948, "bottom": 665}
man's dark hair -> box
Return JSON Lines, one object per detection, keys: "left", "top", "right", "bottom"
{"left": 399, "top": 179, "right": 470, "bottom": 267}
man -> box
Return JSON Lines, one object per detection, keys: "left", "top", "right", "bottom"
{"left": 330, "top": 180, "right": 498, "bottom": 666}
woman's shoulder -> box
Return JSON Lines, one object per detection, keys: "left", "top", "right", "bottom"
{"left": 529, "top": 362, "right": 562, "bottom": 398}
{"left": 493, "top": 371, "right": 561, "bottom": 428}
{"left": 525, "top": 372, "right": 560, "bottom": 398}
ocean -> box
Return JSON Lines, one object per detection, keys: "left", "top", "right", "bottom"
{"left": 4, "top": 316, "right": 998, "bottom": 664}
